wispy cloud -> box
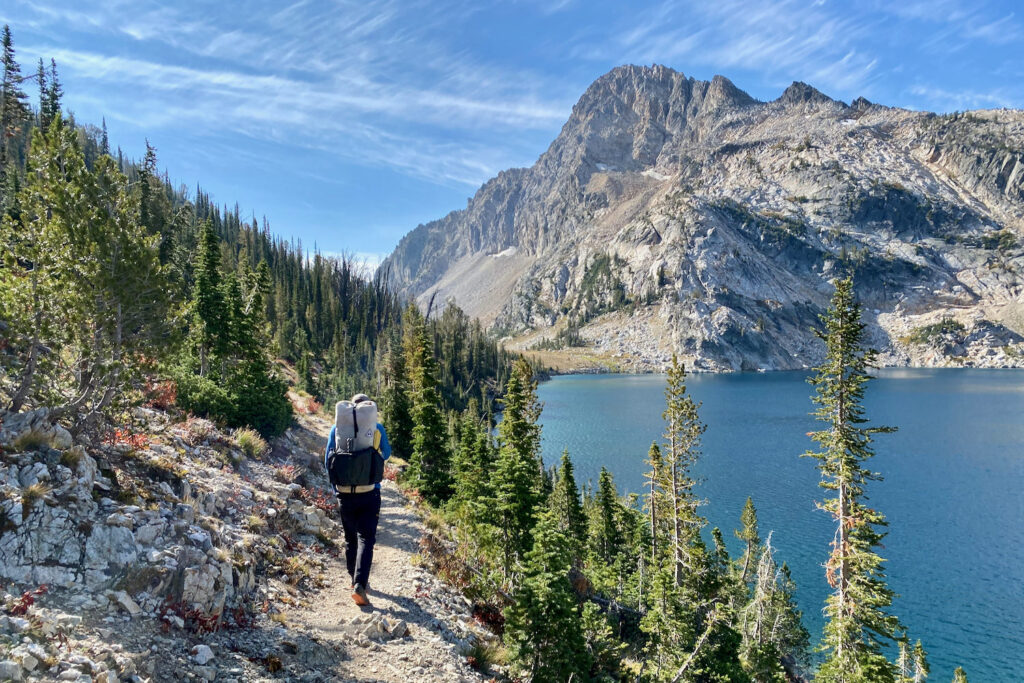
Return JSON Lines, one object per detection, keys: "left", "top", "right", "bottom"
{"left": 13, "top": 0, "right": 574, "bottom": 187}
{"left": 588, "top": 0, "right": 881, "bottom": 98}
{"left": 908, "top": 84, "right": 1015, "bottom": 111}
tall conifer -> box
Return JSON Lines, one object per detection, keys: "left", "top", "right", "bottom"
{"left": 492, "top": 358, "right": 543, "bottom": 576}
{"left": 549, "top": 449, "right": 587, "bottom": 568}
{"left": 592, "top": 466, "right": 623, "bottom": 566}
{"left": 661, "top": 354, "right": 706, "bottom": 586}
{"left": 1, "top": 25, "right": 29, "bottom": 177}
{"left": 736, "top": 496, "right": 761, "bottom": 584}
{"left": 806, "top": 277, "right": 904, "bottom": 682}
{"left": 408, "top": 316, "right": 453, "bottom": 504}
{"left": 193, "top": 220, "right": 225, "bottom": 376}
{"left": 380, "top": 334, "right": 414, "bottom": 460}
{"left": 503, "top": 508, "right": 589, "bottom": 681}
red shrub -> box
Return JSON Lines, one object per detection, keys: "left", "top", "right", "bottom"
{"left": 144, "top": 380, "right": 177, "bottom": 411}
{"left": 472, "top": 602, "right": 505, "bottom": 634}
{"left": 102, "top": 429, "right": 149, "bottom": 450}
{"left": 298, "top": 487, "right": 335, "bottom": 513}
{"left": 9, "top": 585, "right": 47, "bottom": 616}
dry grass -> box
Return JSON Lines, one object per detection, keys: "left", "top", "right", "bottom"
{"left": 13, "top": 429, "right": 51, "bottom": 452}
{"left": 235, "top": 428, "right": 269, "bottom": 459}
{"left": 464, "top": 640, "right": 507, "bottom": 673}
{"left": 283, "top": 556, "right": 312, "bottom": 585}
{"left": 22, "top": 482, "right": 51, "bottom": 518}
{"left": 59, "top": 448, "right": 83, "bottom": 470}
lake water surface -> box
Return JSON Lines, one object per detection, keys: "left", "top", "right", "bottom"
{"left": 537, "top": 369, "right": 1024, "bottom": 681}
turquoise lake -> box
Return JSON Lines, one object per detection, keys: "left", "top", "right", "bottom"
{"left": 536, "top": 369, "right": 1024, "bottom": 681}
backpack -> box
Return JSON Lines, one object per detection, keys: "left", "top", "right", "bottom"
{"left": 327, "top": 400, "right": 385, "bottom": 492}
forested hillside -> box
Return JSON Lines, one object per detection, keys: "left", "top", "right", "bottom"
{"left": 0, "top": 25, "right": 518, "bottom": 437}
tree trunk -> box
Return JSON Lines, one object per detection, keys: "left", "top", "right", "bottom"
{"left": 8, "top": 270, "right": 43, "bottom": 413}
{"left": 671, "top": 458, "right": 682, "bottom": 587}
{"left": 650, "top": 472, "right": 658, "bottom": 564}
{"left": 8, "top": 333, "right": 38, "bottom": 413}
{"left": 670, "top": 609, "right": 719, "bottom": 683}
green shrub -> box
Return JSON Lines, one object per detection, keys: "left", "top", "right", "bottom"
{"left": 173, "top": 371, "right": 233, "bottom": 421}
{"left": 172, "top": 362, "right": 292, "bottom": 439}
{"left": 905, "top": 317, "right": 966, "bottom": 345}
{"left": 225, "top": 362, "right": 293, "bottom": 438}
{"left": 235, "top": 428, "right": 269, "bottom": 459}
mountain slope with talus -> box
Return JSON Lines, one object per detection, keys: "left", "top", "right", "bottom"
{"left": 382, "top": 64, "right": 1024, "bottom": 371}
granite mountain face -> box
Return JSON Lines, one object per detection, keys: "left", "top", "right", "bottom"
{"left": 382, "top": 65, "right": 1024, "bottom": 371}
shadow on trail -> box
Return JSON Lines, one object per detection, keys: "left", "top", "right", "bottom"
{"left": 374, "top": 516, "right": 422, "bottom": 551}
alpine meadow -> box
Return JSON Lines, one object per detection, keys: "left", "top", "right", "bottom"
{"left": 1, "top": 4, "right": 1023, "bottom": 682}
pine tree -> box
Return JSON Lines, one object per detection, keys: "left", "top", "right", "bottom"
{"left": 643, "top": 441, "right": 667, "bottom": 564}
{"left": 492, "top": 358, "right": 543, "bottom": 577}
{"left": 548, "top": 449, "right": 587, "bottom": 568}
{"left": 592, "top": 466, "right": 623, "bottom": 566}
{"left": 806, "top": 277, "right": 904, "bottom": 682}
{"left": 100, "top": 117, "right": 109, "bottom": 155}
{"left": 35, "top": 59, "right": 47, "bottom": 128}
{"left": 380, "top": 334, "right": 414, "bottom": 460}
{"left": 192, "top": 220, "right": 226, "bottom": 376}
{"left": 910, "top": 640, "right": 928, "bottom": 683}
{"left": 1, "top": 25, "right": 30, "bottom": 177}
{"left": 661, "top": 354, "right": 706, "bottom": 586}
{"left": 641, "top": 355, "right": 748, "bottom": 682}
{"left": 451, "top": 402, "right": 494, "bottom": 514}
{"left": 739, "top": 534, "right": 810, "bottom": 681}
{"left": 2, "top": 117, "right": 83, "bottom": 411}
{"left": 503, "top": 508, "right": 590, "bottom": 681}
{"left": 1, "top": 116, "right": 168, "bottom": 422}
{"left": 46, "top": 58, "right": 62, "bottom": 122}
{"left": 137, "top": 141, "right": 173, "bottom": 263}
{"left": 736, "top": 496, "right": 761, "bottom": 584}
{"left": 951, "top": 667, "right": 967, "bottom": 683}
{"left": 582, "top": 601, "right": 627, "bottom": 677}
{"left": 408, "top": 316, "right": 453, "bottom": 505}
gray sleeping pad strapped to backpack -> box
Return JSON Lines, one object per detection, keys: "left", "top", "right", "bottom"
{"left": 328, "top": 400, "right": 384, "bottom": 492}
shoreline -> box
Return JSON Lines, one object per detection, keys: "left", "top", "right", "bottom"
{"left": 528, "top": 353, "right": 1024, "bottom": 378}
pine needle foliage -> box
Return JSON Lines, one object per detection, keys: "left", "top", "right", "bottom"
{"left": 805, "top": 277, "right": 904, "bottom": 682}
{"left": 503, "top": 508, "right": 590, "bottom": 681}
{"left": 407, "top": 315, "right": 453, "bottom": 505}
{"left": 492, "top": 358, "right": 544, "bottom": 577}
{"left": 548, "top": 449, "right": 588, "bottom": 569}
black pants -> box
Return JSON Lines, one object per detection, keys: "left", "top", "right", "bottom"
{"left": 337, "top": 488, "right": 381, "bottom": 588}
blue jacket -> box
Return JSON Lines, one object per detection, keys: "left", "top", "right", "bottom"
{"left": 325, "top": 423, "right": 391, "bottom": 490}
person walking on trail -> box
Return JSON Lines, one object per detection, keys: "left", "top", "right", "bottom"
{"left": 324, "top": 393, "right": 391, "bottom": 607}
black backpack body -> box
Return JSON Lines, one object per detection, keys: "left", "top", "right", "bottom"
{"left": 328, "top": 400, "right": 384, "bottom": 492}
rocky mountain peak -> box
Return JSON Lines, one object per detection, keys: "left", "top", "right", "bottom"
{"left": 569, "top": 64, "right": 755, "bottom": 125}
{"left": 382, "top": 66, "right": 1024, "bottom": 372}
{"left": 777, "top": 80, "right": 836, "bottom": 106}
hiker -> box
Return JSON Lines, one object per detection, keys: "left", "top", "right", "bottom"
{"left": 325, "top": 393, "right": 391, "bottom": 606}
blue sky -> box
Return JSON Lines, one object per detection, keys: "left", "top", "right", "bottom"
{"left": 3, "top": 0, "right": 1022, "bottom": 263}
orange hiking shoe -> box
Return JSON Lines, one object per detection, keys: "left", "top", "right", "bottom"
{"left": 351, "top": 584, "right": 370, "bottom": 606}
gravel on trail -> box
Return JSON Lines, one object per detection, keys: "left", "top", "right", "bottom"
{"left": 289, "top": 478, "right": 493, "bottom": 683}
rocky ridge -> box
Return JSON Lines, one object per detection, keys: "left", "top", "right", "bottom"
{"left": 0, "top": 406, "right": 495, "bottom": 681}
{"left": 383, "top": 64, "right": 1024, "bottom": 371}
